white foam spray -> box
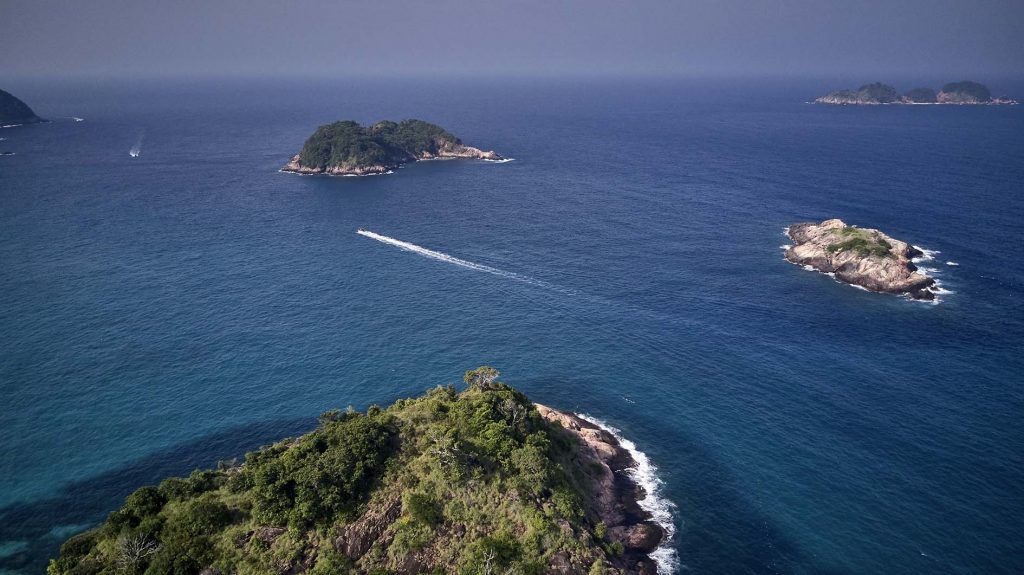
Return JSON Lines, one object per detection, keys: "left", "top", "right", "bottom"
{"left": 912, "top": 246, "right": 939, "bottom": 263}
{"left": 356, "top": 229, "right": 570, "bottom": 293}
{"left": 577, "top": 414, "right": 679, "bottom": 574}
{"left": 129, "top": 130, "right": 144, "bottom": 157}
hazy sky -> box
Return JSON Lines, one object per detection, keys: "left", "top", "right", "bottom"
{"left": 2, "top": 0, "right": 1022, "bottom": 77}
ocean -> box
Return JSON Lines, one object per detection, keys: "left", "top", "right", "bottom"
{"left": 1, "top": 77, "right": 1022, "bottom": 574}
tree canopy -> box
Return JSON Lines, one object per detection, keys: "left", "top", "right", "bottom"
{"left": 297, "top": 119, "right": 463, "bottom": 171}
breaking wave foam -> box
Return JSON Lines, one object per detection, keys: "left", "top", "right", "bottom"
{"left": 912, "top": 246, "right": 939, "bottom": 263}
{"left": 577, "top": 414, "right": 679, "bottom": 574}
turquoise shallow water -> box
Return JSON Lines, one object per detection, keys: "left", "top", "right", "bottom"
{"left": 1, "top": 78, "right": 1023, "bottom": 573}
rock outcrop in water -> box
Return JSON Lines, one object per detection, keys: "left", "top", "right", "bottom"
{"left": 785, "top": 219, "right": 937, "bottom": 300}
{"left": 0, "top": 88, "right": 46, "bottom": 126}
{"left": 815, "top": 80, "right": 1016, "bottom": 105}
{"left": 282, "top": 119, "right": 502, "bottom": 176}
{"left": 50, "top": 368, "right": 666, "bottom": 575}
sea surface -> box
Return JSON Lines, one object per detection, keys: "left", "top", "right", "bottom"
{"left": 1, "top": 77, "right": 1022, "bottom": 574}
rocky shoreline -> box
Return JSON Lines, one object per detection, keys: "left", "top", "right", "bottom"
{"left": 282, "top": 145, "right": 502, "bottom": 176}
{"left": 785, "top": 219, "right": 937, "bottom": 300}
{"left": 536, "top": 404, "right": 666, "bottom": 575}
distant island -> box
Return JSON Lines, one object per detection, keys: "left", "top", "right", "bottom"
{"left": 50, "top": 367, "right": 668, "bottom": 575}
{"left": 282, "top": 119, "right": 503, "bottom": 176}
{"left": 815, "top": 81, "right": 1017, "bottom": 105}
{"left": 785, "top": 219, "right": 937, "bottom": 300}
{"left": 0, "top": 88, "right": 46, "bottom": 126}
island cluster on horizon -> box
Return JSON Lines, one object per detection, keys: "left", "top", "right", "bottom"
{"left": 815, "top": 80, "right": 1016, "bottom": 105}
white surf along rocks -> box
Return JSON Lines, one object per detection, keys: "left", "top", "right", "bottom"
{"left": 785, "top": 218, "right": 939, "bottom": 300}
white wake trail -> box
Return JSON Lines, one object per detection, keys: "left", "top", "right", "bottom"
{"left": 356, "top": 229, "right": 562, "bottom": 292}
{"left": 129, "top": 130, "right": 144, "bottom": 157}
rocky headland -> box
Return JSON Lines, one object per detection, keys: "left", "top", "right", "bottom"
{"left": 535, "top": 405, "right": 666, "bottom": 574}
{"left": 815, "top": 81, "right": 1016, "bottom": 105}
{"left": 282, "top": 119, "right": 502, "bottom": 176}
{"left": 0, "top": 88, "right": 46, "bottom": 126}
{"left": 785, "top": 219, "right": 937, "bottom": 300}
{"left": 50, "top": 368, "right": 669, "bottom": 575}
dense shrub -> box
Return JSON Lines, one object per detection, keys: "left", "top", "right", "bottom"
{"left": 247, "top": 414, "right": 393, "bottom": 527}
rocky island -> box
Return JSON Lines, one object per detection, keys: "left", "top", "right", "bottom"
{"left": 0, "top": 88, "right": 46, "bottom": 126}
{"left": 49, "top": 368, "right": 668, "bottom": 575}
{"left": 283, "top": 119, "right": 502, "bottom": 176}
{"left": 785, "top": 219, "right": 937, "bottom": 300}
{"left": 815, "top": 81, "right": 1016, "bottom": 105}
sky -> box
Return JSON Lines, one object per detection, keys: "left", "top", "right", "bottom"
{"left": 1, "top": 0, "right": 1023, "bottom": 78}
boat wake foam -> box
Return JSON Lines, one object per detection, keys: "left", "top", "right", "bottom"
{"left": 356, "top": 229, "right": 568, "bottom": 293}
{"left": 577, "top": 414, "right": 679, "bottom": 574}
{"left": 130, "top": 130, "right": 145, "bottom": 158}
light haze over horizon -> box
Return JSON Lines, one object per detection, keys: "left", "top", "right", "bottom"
{"left": 2, "top": 0, "right": 1023, "bottom": 79}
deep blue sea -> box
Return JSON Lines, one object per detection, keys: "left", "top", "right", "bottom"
{"left": 1, "top": 77, "right": 1022, "bottom": 574}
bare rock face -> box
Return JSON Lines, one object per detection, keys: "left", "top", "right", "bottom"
{"left": 419, "top": 143, "right": 502, "bottom": 161}
{"left": 535, "top": 405, "right": 665, "bottom": 573}
{"left": 282, "top": 154, "right": 393, "bottom": 176}
{"left": 609, "top": 522, "right": 664, "bottom": 553}
{"left": 335, "top": 496, "right": 402, "bottom": 559}
{"left": 785, "top": 219, "right": 936, "bottom": 300}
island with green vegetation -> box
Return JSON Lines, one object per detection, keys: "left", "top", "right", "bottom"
{"left": 785, "top": 219, "right": 937, "bottom": 300}
{"left": 1, "top": 88, "right": 46, "bottom": 126}
{"left": 282, "top": 120, "right": 503, "bottom": 176}
{"left": 814, "top": 81, "right": 1016, "bottom": 105}
{"left": 49, "top": 368, "right": 667, "bottom": 575}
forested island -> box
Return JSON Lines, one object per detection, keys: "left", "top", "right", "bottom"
{"left": 0, "top": 88, "right": 46, "bottom": 126}
{"left": 282, "top": 120, "right": 502, "bottom": 176}
{"left": 785, "top": 219, "right": 937, "bottom": 300}
{"left": 49, "top": 368, "right": 666, "bottom": 575}
{"left": 814, "top": 81, "right": 1016, "bottom": 105}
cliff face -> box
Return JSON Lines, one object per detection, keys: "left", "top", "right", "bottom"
{"left": 0, "top": 88, "right": 45, "bottom": 125}
{"left": 535, "top": 405, "right": 664, "bottom": 574}
{"left": 785, "top": 219, "right": 936, "bottom": 300}
{"left": 50, "top": 369, "right": 667, "bottom": 575}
